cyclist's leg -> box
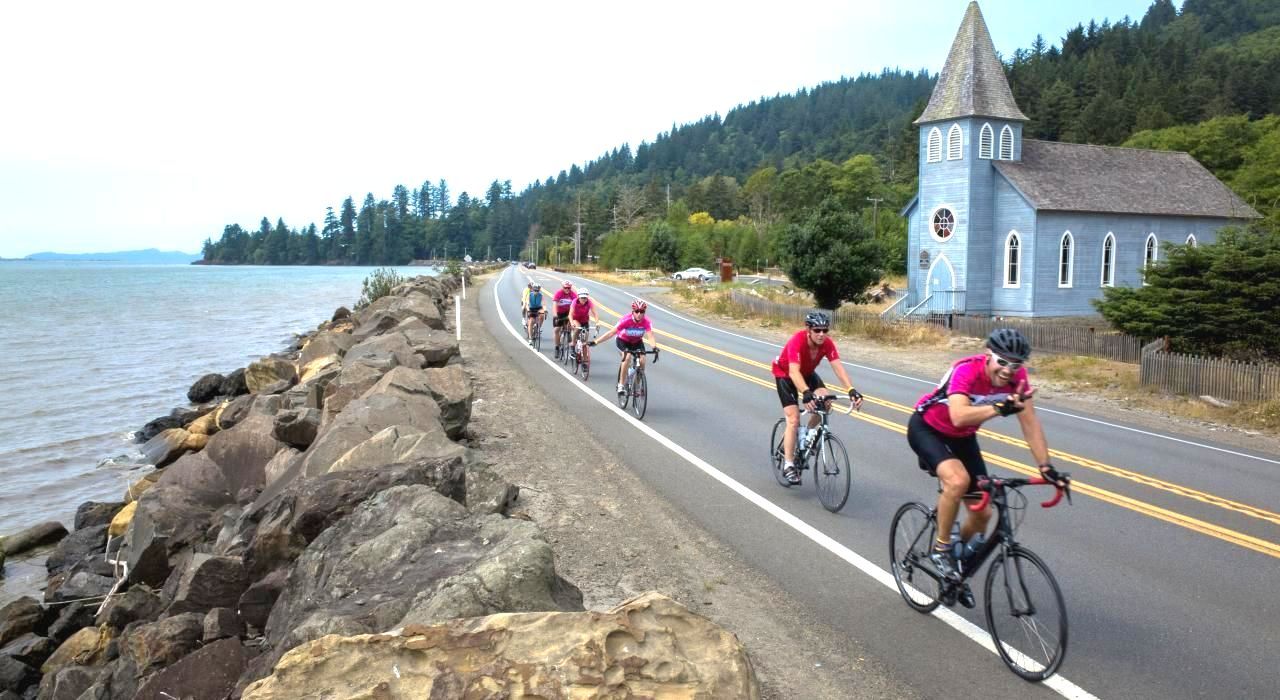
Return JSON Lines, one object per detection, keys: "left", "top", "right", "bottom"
{"left": 807, "top": 372, "right": 827, "bottom": 430}
{"left": 775, "top": 376, "right": 803, "bottom": 474}
{"left": 615, "top": 338, "right": 629, "bottom": 387}
{"left": 952, "top": 438, "right": 993, "bottom": 541}
{"left": 933, "top": 459, "right": 970, "bottom": 551}
{"left": 907, "top": 412, "right": 967, "bottom": 573}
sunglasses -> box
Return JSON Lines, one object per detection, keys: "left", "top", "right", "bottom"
{"left": 991, "top": 354, "right": 1023, "bottom": 370}
{"left": 632, "top": 310, "right": 646, "bottom": 315}
{"left": 809, "top": 327, "right": 830, "bottom": 334}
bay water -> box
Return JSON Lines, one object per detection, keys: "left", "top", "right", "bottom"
{"left": 0, "top": 262, "right": 431, "bottom": 598}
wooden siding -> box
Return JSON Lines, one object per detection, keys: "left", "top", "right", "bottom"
{"left": 990, "top": 174, "right": 1036, "bottom": 315}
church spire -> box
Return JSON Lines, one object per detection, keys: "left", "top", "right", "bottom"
{"left": 915, "top": 1, "right": 1027, "bottom": 125}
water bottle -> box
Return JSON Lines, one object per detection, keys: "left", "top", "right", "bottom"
{"left": 950, "top": 522, "right": 964, "bottom": 559}
{"left": 962, "top": 534, "right": 986, "bottom": 561}
{"left": 797, "top": 425, "right": 809, "bottom": 452}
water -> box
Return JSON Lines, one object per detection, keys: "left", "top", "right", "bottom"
{"left": 0, "top": 261, "right": 432, "bottom": 554}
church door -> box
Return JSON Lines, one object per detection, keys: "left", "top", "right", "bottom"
{"left": 924, "top": 255, "right": 960, "bottom": 313}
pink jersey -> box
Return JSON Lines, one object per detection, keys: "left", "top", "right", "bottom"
{"left": 614, "top": 314, "right": 652, "bottom": 343}
{"left": 553, "top": 288, "right": 577, "bottom": 312}
{"left": 915, "top": 355, "right": 1032, "bottom": 438}
{"left": 570, "top": 297, "right": 594, "bottom": 324}
{"left": 771, "top": 330, "right": 839, "bottom": 378}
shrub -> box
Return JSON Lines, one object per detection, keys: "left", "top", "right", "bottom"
{"left": 356, "top": 267, "right": 405, "bottom": 309}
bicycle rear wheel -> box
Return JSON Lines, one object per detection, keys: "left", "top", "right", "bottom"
{"left": 768, "top": 419, "right": 790, "bottom": 487}
{"left": 984, "top": 547, "right": 1067, "bottom": 682}
{"left": 630, "top": 370, "right": 648, "bottom": 419}
{"left": 890, "top": 502, "right": 942, "bottom": 613}
{"left": 812, "top": 432, "right": 851, "bottom": 512}
{"left": 617, "top": 370, "right": 629, "bottom": 409}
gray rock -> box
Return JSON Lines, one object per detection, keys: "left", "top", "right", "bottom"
{"left": 260, "top": 448, "right": 301, "bottom": 493}
{"left": 151, "top": 451, "right": 229, "bottom": 504}
{"left": 236, "top": 570, "right": 286, "bottom": 632}
{"left": 2, "top": 522, "right": 68, "bottom": 557}
{"left": 397, "top": 317, "right": 459, "bottom": 367}
{"left": 139, "top": 429, "right": 190, "bottom": 469}
{"left": 186, "top": 373, "right": 224, "bottom": 404}
{"left": 331, "top": 306, "right": 351, "bottom": 321}
{"left": 134, "top": 637, "right": 250, "bottom": 700}
{"left": 46, "top": 573, "right": 114, "bottom": 605}
{"left": 0, "top": 656, "right": 33, "bottom": 692}
{"left": 345, "top": 332, "right": 422, "bottom": 371}
{"left": 352, "top": 294, "right": 445, "bottom": 339}
{"left": 422, "top": 365, "right": 473, "bottom": 439}
{"left": 0, "top": 634, "right": 51, "bottom": 668}
{"left": 44, "top": 604, "right": 92, "bottom": 646}
{"left": 271, "top": 409, "right": 319, "bottom": 449}
{"left": 259, "top": 379, "right": 292, "bottom": 395}
{"left": 72, "top": 503, "right": 125, "bottom": 532}
{"left": 34, "top": 664, "right": 100, "bottom": 700}
{"left": 122, "top": 471, "right": 233, "bottom": 587}
{"left": 45, "top": 525, "right": 107, "bottom": 577}
{"left": 94, "top": 586, "right": 161, "bottom": 631}
{"left": 319, "top": 361, "right": 388, "bottom": 421}
{"left": 219, "top": 368, "right": 248, "bottom": 397}
{"left": 328, "top": 425, "right": 464, "bottom": 473}
{"left": 465, "top": 463, "right": 520, "bottom": 515}
{"left": 204, "top": 414, "right": 286, "bottom": 502}
{"left": 161, "top": 555, "right": 248, "bottom": 616}
{"left": 301, "top": 385, "right": 443, "bottom": 477}
{"left": 214, "top": 394, "right": 253, "bottom": 431}
{"left": 118, "top": 613, "right": 203, "bottom": 678}
{"left": 202, "top": 608, "right": 242, "bottom": 642}
{"left": 136, "top": 415, "right": 181, "bottom": 443}
{"left": 0, "top": 599, "right": 45, "bottom": 648}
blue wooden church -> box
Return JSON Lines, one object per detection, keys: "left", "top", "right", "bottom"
{"left": 899, "top": 2, "right": 1258, "bottom": 318}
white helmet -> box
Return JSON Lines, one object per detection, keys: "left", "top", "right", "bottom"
{"left": 577, "top": 288, "right": 589, "bottom": 297}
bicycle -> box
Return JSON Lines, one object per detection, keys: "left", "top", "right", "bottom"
{"left": 571, "top": 325, "right": 594, "bottom": 380}
{"left": 554, "top": 317, "right": 574, "bottom": 362}
{"left": 889, "top": 474, "right": 1072, "bottom": 681}
{"left": 527, "top": 311, "right": 545, "bottom": 351}
{"left": 617, "top": 348, "right": 659, "bottom": 419}
{"left": 768, "top": 395, "right": 853, "bottom": 512}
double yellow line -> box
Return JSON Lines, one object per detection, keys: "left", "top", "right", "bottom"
{"left": 533, "top": 272, "right": 1280, "bottom": 559}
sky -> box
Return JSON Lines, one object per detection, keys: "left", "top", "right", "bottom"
{"left": 0, "top": 0, "right": 1158, "bottom": 257}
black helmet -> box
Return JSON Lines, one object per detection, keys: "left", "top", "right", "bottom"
{"left": 805, "top": 311, "right": 830, "bottom": 328}
{"left": 986, "top": 328, "right": 1030, "bottom": 362}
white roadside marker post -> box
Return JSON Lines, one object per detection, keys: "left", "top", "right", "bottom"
{"left": 455, "top": 295, "right": 461, "bottom": 341}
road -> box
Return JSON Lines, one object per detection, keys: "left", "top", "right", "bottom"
{"left": 481, "top": 266, "right": 1280, "bottom": 699}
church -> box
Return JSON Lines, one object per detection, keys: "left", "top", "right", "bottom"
{"left": 899, "top": 2, "right": 1258, "bottom": 318}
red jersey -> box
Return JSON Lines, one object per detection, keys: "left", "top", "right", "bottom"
{"left": 771, "top": 330, "right": 839, "bottom": 379}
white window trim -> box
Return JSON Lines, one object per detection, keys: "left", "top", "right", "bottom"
{"left": 1143, "top": 233, "right": 1158, "bottom": 285}
{"left": 1101, "top": 232, "right": 1116, "bottom": 287}
{"left": 1058, "top": 231, "right": 1074, "bottom": 288}
{"left": 926, "top": 127, "right": 942, "bottom": 163}
{"left": 979, "top": 123, "right": 994, "bottom": 159}
{"left": 947, "top": 124, "right": 963, "bottom": 161}
{"left": 999, "top": 125, "right": 1014, "bottom": 160}
{"left": 928, "top": 204, "right": 957, "bottom": 243}
{"left": 1186, "top": 233, "right": 1197, "bottom": 247}
{"left": 1003, "top": 231, "right": 1021, "bottom": 288}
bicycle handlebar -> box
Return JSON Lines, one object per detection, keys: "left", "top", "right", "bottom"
{"left": 967, "top": 475, "right": 1071, "bottom": 512}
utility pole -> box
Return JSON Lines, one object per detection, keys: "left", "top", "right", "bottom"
{"left": 866, "top": 197, "right": 885, "bottom": 237}
{"left": 666, "top": 183, "right": 671, "bottom": 214}
{"left": 508, "top": 244, "right": 512, "bottom": 261}
{"left": 574, "top": 194, "right": 583, "bottom": 265}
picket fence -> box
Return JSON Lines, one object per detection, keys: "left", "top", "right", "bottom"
{"left": 1140, "top": 347, "right": 1280, "bottom": 404}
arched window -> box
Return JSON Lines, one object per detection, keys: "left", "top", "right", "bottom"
{"left": 979, "top": 123, "right": 994, "bottom": 159}
{"left": 1186, "top": 233, "right": 1198, "bottom": 247}
{"left": 947, "top": 124, "right": 963, "bottom": 160}
{"left": 999, "top": 125, "right": 1014, "bottom": 160}
{"left": 927, "top": 127, "right": 942, "bottom": 163}
{"left": 1101, "top": 233, "right": 1116, "bottom": 287}
{"left": 1059, "top": 231, "right": 1074, "bottom": 287}
{"left": 1004, "top": 231, "right": 1021, "bottom": 287}
{"left": 1145, "top": 234, "right": 1158, "bottom": 266}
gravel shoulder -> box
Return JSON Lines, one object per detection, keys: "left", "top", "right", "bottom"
{"left": 459, "top": 276, "right": 916, "bottom": 700}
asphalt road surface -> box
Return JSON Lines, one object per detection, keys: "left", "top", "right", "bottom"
{"left": 482, "top": 265, "right": 1280, "bottom": 699}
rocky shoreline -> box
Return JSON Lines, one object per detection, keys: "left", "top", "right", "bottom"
{"left": 0, "top": 271, "right": 758, "bottom": 699}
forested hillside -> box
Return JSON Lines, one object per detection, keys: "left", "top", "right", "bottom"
{"left": 201, "top": 0, "right": 1280, "bottom": 270}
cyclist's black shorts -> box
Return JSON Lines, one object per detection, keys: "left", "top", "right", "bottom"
{"left": 616, "top": 338, "right": 645, "bottom": 354}
{"left": 776, "top": 372, "right": 825, "bottom": 408}
{"left": 527, "top": 305, "right": 543, "bottom": 316}
{"left": 907, "top": 411, "right": 987, "bottom": 489}
{"left": 553, "top": 311, "right": 571, "bottom": 327}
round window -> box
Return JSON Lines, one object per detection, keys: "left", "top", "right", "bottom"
{"left": 931, "top": 208, "right": 955, "bottom": 240}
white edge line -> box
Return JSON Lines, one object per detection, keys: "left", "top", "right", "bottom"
{"left": 558, "top": 272, "right": 1280, "bottom": 467}
{"left": 497, "top": 268, "right": 1097, "bottom": 700}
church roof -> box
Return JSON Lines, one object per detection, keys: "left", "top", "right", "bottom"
{"left": 993, "top": 140, "right": 1261, "bottom": 219}
{"left": 915, "top": 2, "right": 1027, "bottom": 125}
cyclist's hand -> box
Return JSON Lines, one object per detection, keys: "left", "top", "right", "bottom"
{"left": 652, "top": 348, "right": 659, "bottom": 363}
{"left": 847, "top": 387, "right": 863, "bottom": 412}
{"left": 588, "top": 340, "right": 596, "bottom": 347}
{"left": 1039, "top": 463, "right": 1068, "bottom": 489}
{"left": 801, "top": 389, "right": 816, "bottom": 410}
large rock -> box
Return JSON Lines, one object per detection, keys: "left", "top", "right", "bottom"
{"left": 0, "top": 598, "right": 45, "bottom": 648}
{"left": 243, "top": 592, "right": 758, "bottom": 700}
{"left": 45, "top": 572, "right": 114, "bottom": 605}
{"left": 118, "top": 614, "right": 203, "bottom": 675}
{"left": 186, "top": 373, "right": 225, "bottom": 403}
{"left": 261, "top": 448, "right": 301, "bottom": 491}
{"left": 0, "top": 633, "right": 51, "bottom": 668}
{"left": 122, "top": 463, "right": 233, "bottom": 587}
{"left": 203, "top": 608, "right": 243, "bottom": 642}
{"left": 422, "top": 365, "right": 473, "bottom": 439}
{"left": 255, "top": 485, "right": 575, "bottom": 682}
{"left": 161, "top": 554, "right": 248, "bottom": 616}
{"left": 298, "top": 331, "right": 355, "bottom": 368}
{"left": 327, "top": 425, "right": 463, "bottom": 473}
{"left": 219, "top": 368, "right": 249, "bottom": 397}
{"left": 44, "top": 525, "right": 107, "bottom": 577}
{"left": 295, "top": 355, "right": 340, "bottom": 387}
{"left": 2, "top": 521, "right": 68, "bottom": 556}
{"left": 0, "top": 656, "right": 33, "bottom": 693}
{"left": 319, "top": 361, "right": 387, "bottom": 421}
{"left": 72, "top": 502, "right": 125, "bottom": 531}
{"left": 134, "top": 637, "right": 251, "bottom": 700}
{"left": 94, "top": 586, "right": 162, "bottom": 630}
{"left": 204, "top": 414, "right": 286, "bottom": 501}
{"left": 245, "top": 358, "right": 297, "bottom": 395}
{"left": 300, "top": 379, "right": 443, "bottom": 477}
{"left": 136, "top": 414, "right": 182, "bottom": 443}
{"left": 40, "top": 626, "right": 113, "bottom": 676}
{"left": 465, "top": 463, "right": 520, "bottom": 515}
{"left": 35, "top": 664, "right": 101, "bottom": 700}
{"left": 107, "top": 502, "right": 135, "bottom": 538}
{"left": 397, "top": 317, "right": 459, "bottom": 367}
{"left": 344, "top": 332, "right": 422, "bottom": 372}
{"left": 271, "top": 409, "right": 319, "bottom": 449}
{"left": 352, "top": 294, "right": 444, "bottom": 339}
{"left": 237, "top": 571, "right": 287, "bottom": 633}
{"left": 140, "top": 428, "right": 191, "bottom": 468}
{"left": 45, "top": 604, "right": 93, "bottom": 647}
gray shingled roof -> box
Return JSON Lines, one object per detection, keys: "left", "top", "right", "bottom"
{"left": 993, "top": 140, "right": 1261, "bottom": 219}
{"left": 916, "top": 2, "right": 1027, "bottom": 125}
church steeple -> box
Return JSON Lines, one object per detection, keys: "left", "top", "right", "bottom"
{"left": 915, "top": 1, "right": 1027, "bottom": 125}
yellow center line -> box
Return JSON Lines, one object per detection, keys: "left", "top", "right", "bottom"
{"left": 580, "top": 298, "right": 1280, "bottom": 561}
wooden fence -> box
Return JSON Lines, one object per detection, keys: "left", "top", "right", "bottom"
{"left": 1140, "top": 349, "right": 1280, "bottom": 404}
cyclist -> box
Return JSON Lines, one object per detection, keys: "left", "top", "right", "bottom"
{"left": 524, "top": 283, "right": 546, "bottom": 345}
{"left": 590, "top": 299, "right": 658, "bottom": 395}
{"left": 520, "top": 281, "right": 534, "bottom": 319}
{"left": 569, "top": 287, "right": 599, "bottom": 339}
{"left": 552, "top": 280, "right": 578, "bottom": 359}
{"left": 907, "top": 328, "right": 1065, "bottom": 595}
{"left": 771, "top": 311, "right": 862, "bottom": 486}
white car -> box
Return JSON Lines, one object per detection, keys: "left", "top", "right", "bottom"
{"left": 673, "top": 267, "right": 715, "bottom": 281}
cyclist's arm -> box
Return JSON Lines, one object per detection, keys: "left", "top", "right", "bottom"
{"left": 594, "top": 323, "right": 617, "bottom": 344}
{"left": 644, "top": 329, "right": 657, "bottom": 350}
{"left": 829, "top": 360, "right": 854, "bottom": 392}
{"left": 1016, "top": 401, "right": 1051, "bottom": 466}
{"left": 946, "top": 393, "right": 1001, "bottom": 427}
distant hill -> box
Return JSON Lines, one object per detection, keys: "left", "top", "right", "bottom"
{"left": 25, "top": 248, "right": 201, "bottom": 264}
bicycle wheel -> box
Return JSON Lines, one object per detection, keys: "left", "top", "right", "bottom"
{"left": 812, "top": 432, "right": 851, "bottom": 512}
{"left": 889, "top": 502, "right": 942, "bottom": 613}
{"left": 630, "top": 370, "right": 648, "bottom": 419}
{"left": 768, "top": 419, "right": 791, "bottom": 487}
{"left": 617, "top": 369, "right": 629, "bottom": 409}
{"left": 581, "top": 348, "right": 590, "bottom": 381}
{"left": 984, "top": 546, "right": 1068, "bottom": 682}
{"left": 533, "top": 324, "right": 542, "bottom": 351}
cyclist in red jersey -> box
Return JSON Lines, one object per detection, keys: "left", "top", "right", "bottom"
{"left": 771, "top": 311, "right": 863, "bottom": 485}
{"left": 906, "top": 328, "right": 1066, "bottom": 603}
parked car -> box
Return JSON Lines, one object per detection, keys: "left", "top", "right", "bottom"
{"left": 673, "top": 267, "right": 715, "bottom": 282}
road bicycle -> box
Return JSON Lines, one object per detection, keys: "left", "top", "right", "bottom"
{"left": 617, "top": 348, "right": 659, "bottom": 419}
{"left": 768, "top": 395, "right": 852, "bottom": 512}
{"left": 553, "top": 317, "right": 574, "bottom": 362}
{"left": 526, "top": 310, "right": 545, "bottom": 351}
{"left": 571, "top": 325, "right": 594, "bottom": 380}
{"left": 889, "top": 474, "right": 1072, "bottom": 681}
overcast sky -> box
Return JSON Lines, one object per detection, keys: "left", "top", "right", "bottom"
{"left": 0, "top": 0, "right": 1157, "bottom": 257}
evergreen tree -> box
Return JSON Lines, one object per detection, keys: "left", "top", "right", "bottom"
{"left": 778, "top": 199, "right": 883, "bottom": 310}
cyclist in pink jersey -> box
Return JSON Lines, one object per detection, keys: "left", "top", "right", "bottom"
{"left": 906, "top": 328, "right": 1065, "bottom": 601}
{"left": 771, "top": 311, "right": 863, "bottom": 485}
{"left": 552, "top": 280, "right": 578, "bottom": 360}
{"left": 569, "top": 288, "right": 598, "bottom": 333}
{"left": 590, "top": 299, "right": 658, "bottom": 395}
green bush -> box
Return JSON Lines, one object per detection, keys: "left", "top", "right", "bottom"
{"left": 356, "top": 267, "right": 405, "bottom": 309}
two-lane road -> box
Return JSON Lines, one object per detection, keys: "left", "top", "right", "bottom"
{"left": 483, "top": 266, "right": 1280, "bottom": 699}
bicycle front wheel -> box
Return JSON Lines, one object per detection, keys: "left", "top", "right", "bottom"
{"left": 890, "top": 502, "right": 942, "bottom": 613}
{"left": 769, "top": 419, "right": 790, "bottom": 487}
{"left": 630, "top": 370, "right": 648, "bottom": 419}
{"left": 812, "top": 432, "right": 851, "bottom": 512}
{"left": 984, "top": 546, "right": 1068, "bottom": 682}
